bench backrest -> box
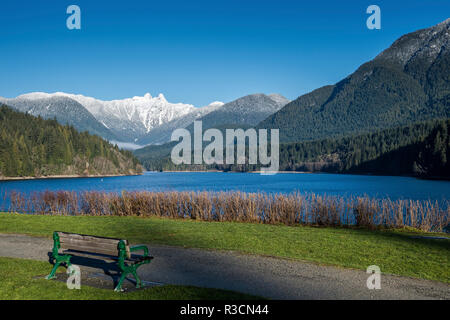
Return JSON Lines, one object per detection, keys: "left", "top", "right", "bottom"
{"left": 56, "top": 231, "right": 131, "bottom": 258}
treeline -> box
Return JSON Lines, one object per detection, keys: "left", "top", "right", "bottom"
{"left": 278, "top": 118, "right": 450, "bottom": 178}
{"left": 0, "top": 105, "right": 142, "bottom": 177}
{"left": 137, "top": 118, "right": 450, "bottom": 178}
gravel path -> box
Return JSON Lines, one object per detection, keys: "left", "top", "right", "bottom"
{"left": 0, "top": 233, "right": 448, "bottom": 299}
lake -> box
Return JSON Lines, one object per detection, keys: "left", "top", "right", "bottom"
{"left": 0, "top": 172, "right": 449, "bottom": 204}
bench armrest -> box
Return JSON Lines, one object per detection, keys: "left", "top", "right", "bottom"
{"left": 129, "top": 245, "right": 149, "bottom": 257}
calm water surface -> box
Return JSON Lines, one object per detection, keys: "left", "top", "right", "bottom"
{"left": 0, "top": 172, "right": 449, "bottom": 203}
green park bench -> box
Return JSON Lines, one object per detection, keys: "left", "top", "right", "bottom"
{"left": 46, "top": 231, "right": 154, "bottom": 292}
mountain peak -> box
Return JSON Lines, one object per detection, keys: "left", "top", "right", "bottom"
{"left": 17, "top": 92, "right": 52, "bottom": 100}
{"left": 375, "top": 19, "right": 449, "bottom": 67}
{"left": 206, "top": 101, "right": 225, "bottom": 108}
{"left": 157, "top": 93, "right": 167, "bottom": 102}
{"left": 437, "top": 17, "right": 450, "bottom": 26}
{"left": 258, "top": 19, "right": 450, "bottom": 143}
{"left": 3, "top": 91, "right": 198, "bottom": 143}
{"left": 268, "top": 93, "right": 290, "bottom": 107}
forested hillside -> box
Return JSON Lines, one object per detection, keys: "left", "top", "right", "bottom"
{"left": 136, "top": 119, "right": 450, "bottom": 179}
{"left": 257, "top": 19, "right": 450, "bottom": 143}
{"left": 0, "top": 105, "right": 143, "bottom": 178}
{"left": 277, "top": 119, "right": 450, "bottom": 178}
{"left": 134, "top": 20, "right": 450, "bottom": 179}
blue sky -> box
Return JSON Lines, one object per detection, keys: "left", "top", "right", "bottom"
{"left": 0, "top": 0, "right": 449, "bottom": 106}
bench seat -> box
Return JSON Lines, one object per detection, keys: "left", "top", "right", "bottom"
{"left": 46, "top": 231, "right": 153, "bottom": 291}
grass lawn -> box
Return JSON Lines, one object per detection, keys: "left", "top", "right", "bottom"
{"left": 0, "top": 256, "right": 259, "bottom": 300}
{"left": 0, "top": 213, "right": 449, "bottom": 283}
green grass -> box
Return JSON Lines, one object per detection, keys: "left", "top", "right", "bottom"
{"left": 0, "top": 213, "right": 449, "bottom": 283}
{"left": 0, "top": 256, "right": 259, "bottom": 300}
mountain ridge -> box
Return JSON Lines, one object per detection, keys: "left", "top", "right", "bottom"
{"left": 134, "top": 18, "right": 450, "bottom": 178}
{"left": 0, "top": 95, "right": 118, "bottom": 141}
{"left": 136, "top": 93, "right": 290, "bottom": 146}
{"left": 0, "top": 92, "right": 225, "bottom": 146}
{"left": 257, "top": 18, "right": 450, "bottom": 143}
{"left": 2, "top": 91, "right": 288, "bottom": 148}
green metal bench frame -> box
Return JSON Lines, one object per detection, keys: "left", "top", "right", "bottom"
{"left": 46, "top": 231, "right": 153, "bottom": 292}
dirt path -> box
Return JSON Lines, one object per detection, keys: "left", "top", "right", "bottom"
{"left": 0, "top": 233, "right": 448, "bottom": 299}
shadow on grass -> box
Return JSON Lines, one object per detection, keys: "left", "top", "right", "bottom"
{"left": 46, "top": 251, "right": 142, "bottom": 290}
{"left": 332, "top": 226, "right": 450, "bottom": 252}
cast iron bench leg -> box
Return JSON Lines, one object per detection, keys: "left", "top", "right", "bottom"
{"left": 46, "top": 232, "right": 72, "bottom": 280}
{"left": 46, "top": 255, "right": 72, "bottom": 280}
{"left": 114, "top": 241, "right": 151, "bottom": 292}
{"left": 114, "top": 272, "right": 128, "bottom": 292}
{"left": 114, "top": 266, "right": 143, "bottom": 291}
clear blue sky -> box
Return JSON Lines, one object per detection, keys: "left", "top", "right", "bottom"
{"left": 0, "top": 0, "right": 448, "bottom": 106}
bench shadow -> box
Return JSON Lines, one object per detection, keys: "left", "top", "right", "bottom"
{"left": 46, "top": 251, "right": 139, "bottom": 289}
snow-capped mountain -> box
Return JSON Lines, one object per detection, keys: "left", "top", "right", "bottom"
{"left": 14, "top": 92, "right": 202, "bottom": 142}
{"left": 71, "top": 93, "right": 195, "bottom": 133}
{"left": 0, "top": 94, "right": 118, "bottom": 140}
{"left": 1, "top": 92, "right": 222, "bottom": 146}
{"left": 0, "top": 91, "right": 289, "bottom": 148}
{"left": 136, "top": 100, "right": 224, "bottom": 145}
{"left": 136, "top": 93, "right": 290, "bottom": 146}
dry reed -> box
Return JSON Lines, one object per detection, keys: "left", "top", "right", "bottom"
{"left": 6, "top": 190, "right": 450, "bottom": 232}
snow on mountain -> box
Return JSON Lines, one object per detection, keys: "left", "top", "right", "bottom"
{"left": 0, "top": 93, "right": 118, "bottom": 140}
{"left": 2, "top": 90, "right": 288, "bottom": 148}
{"left": 205, "top": 101, "right": 225, "bottom": 108}
{"left": 51, "top": 92, "right": 198, "bottom": 140}
{"left": 136, "top": 99, "right": 225, "bottom": 146}
{"left": 193, "top": 93, "right": 290, "bottom": 131}
{"left": 5, "top": 91, "right": 210, "bottom": 144}
{"left": 136, "top": 93, "right": 290, "bottom": 146}
{"left": 374, "top": 17, "right": 450, "bottom": 67}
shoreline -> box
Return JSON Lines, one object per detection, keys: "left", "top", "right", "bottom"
{"left": 152, "top": 170, "right": 449, "bottom": 180}
{"left": 155, "top": 170, "right": 308, "bottom": 174}
{"left": 159, "top": 170, "right": 224, "bottom": 173}
{"left": 2, "top": 170, "right": 448, "bottom": 182}
{"left": 0, "top": 173, "right": 142, "bottom": 182}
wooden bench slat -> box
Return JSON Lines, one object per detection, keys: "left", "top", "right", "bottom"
{"left": 57, "top": 232, "right": 125, "bottom": 245}
{"left": 60, "top": 239, "right": 119, "bottom": 253}
{"left": 57, "top": 232, "right": 131, "bottom": 258}
{"left": 61, "top": 244, "right": 119, "bottom": 256}
{"left": 59, "top": 236, "right": 122, "bottom": 247}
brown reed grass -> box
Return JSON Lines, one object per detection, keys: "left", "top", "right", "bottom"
{"left": 7, "top": 190, "right": 450, "bottom": 232}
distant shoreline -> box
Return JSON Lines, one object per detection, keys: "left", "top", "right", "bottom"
{"left": 1, "top": 171, "right": 447, "bottom": 181}
{"left": 0, "top": 173, "right": 142, "bottom": 181}
{"left": 151, "top": 170, "right": 449, "bottom": 180}
{"left": 157, "top": 170, "right": 308, "bottom": 174}
{"left": 160, "top": 170, "right": 224, "bottom": 173}
{"left": 250, "top": 171, "right": 308, "bottom": 174}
